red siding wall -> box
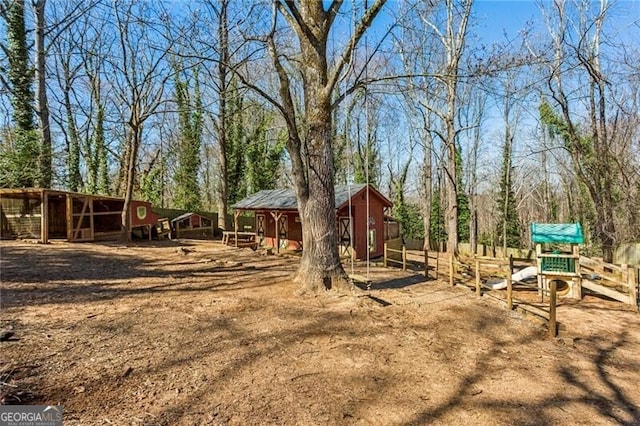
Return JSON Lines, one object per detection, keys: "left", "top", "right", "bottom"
{"left": 130, "top": 200, "right": 159, "bottom": 227}
{"left": 256, "top": 211, "right": 303, "bottom": 251}
{"left": 337, "top": 189, "right": 386, "bottom": 259}
{"left": 250, "top": 187, "right": 388, "bottom": 259}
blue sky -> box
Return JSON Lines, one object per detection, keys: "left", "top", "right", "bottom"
{"left": 472, "top": 0, "right": 640, "bottom": 45}
{"left": 473, "top": 0, "right": 541, "bottom": 42}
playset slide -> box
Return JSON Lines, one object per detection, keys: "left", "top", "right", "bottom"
{"left": 485, "top": 266, "right": 538, "bottom": 290}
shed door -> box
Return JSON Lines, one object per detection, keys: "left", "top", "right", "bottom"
{"left": 278, "top": 215, "right": 288, "bottom": 248}
{"left": 256, "top": 214, "right": 265, "bottom": 244}
{"left": 339, "top": 217, "right": 352, "bottom": 257}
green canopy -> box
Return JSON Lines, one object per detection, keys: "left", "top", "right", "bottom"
{"left": 531, "top": 223, "right": 584, "bottom": 244}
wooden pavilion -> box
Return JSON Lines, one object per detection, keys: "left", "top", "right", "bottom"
{"left": 231, "top": 184, "right": 393, "bottom": 259}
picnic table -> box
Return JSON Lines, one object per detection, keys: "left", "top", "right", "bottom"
{"left": 222, "top": 231, "right": 258, "bottom": 248}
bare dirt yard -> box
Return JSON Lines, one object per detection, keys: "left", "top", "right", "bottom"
{"left": 1, "top": 239, "right": 639, "bottom": 425}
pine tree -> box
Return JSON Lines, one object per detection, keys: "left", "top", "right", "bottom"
{"left": 495, "top": 136, "right": 521, "bottom": 249}
{"left": 2, "top": 0, "right": 39, "bottom": 187}
{"left": 244, "top": 114, "right": 285, "bottom": 194}
{"left": 172, "top": 67, "right": 203, "bottom": 211}
{"left": 455, "top": 144, "right": 470, "bottom": 242}
{"left": 6, "top": 0, "right": 33, "bottom": 133}
{"left": 225, "top": 84, "right": 285, "bottom": 204}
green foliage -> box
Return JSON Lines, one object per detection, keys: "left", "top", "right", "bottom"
{"left": 0, "top": 129, "right": 40, "bottom": 187}
{"left": 67, "top": 107, "right": 81, "bottom": 192}
{"left": 172, "top": 67, "right": 203, "bottom": 211}
{"left": 478, "top": 232, "right": 493, "bottom": 247}
{"left": 226, "top": 81, "right": 284, "bottom": 204}
{"left": 86, "top": 105, "right": 109, "bottom": 194}
{"left": 96, "top": 106, "right": 110, "bottom": 194}
{"left": 245, "top": 124, "right": 285, "bottom": 194}
{"left": 539, "top": 101, "right": 594, "bottom": 158}
{"left": 396, "top": 202, "right": 424, "bottom": 240}
{"left": 430, "top": 187, "right": 446, "bottom": 246}
{"left": 2, "top": 0, "right": 39, "bottom": 188}
{"left": 226, "top": 83, "right": 246, "bottom": 204}
{"left": 140, "top": 155, "right": 165, "bottom": 207}
{"left": 6, "top": 0, "right": 34, "bottom": 133}
{"left": 456, "top": 144, "right": 470, "bottom": 242}
{"left": 353, "top": 133, "right": 379, "bottom": 186}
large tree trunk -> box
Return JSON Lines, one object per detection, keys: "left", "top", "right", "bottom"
{"left": 262, "top": 0, "right": 386, "bottom": 293}
{"left": 444, "top": 83, "right": 458, "bottom": 255}
{"left": 33, "top": 0, "right": 52, "bottom": 188}
{"left": 62, "top": 58, "right": 81, "bottom": 192}
{"left": 293, "top": 10, "right": 349, "bottom": 293}
{"left": 120, "top": 124, "right": 140, "bottom": 243}
{"left": 216, "top": 0, "right": 229, "bottom": 231}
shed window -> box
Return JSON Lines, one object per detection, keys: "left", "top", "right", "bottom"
{"left": 369, "top": 229, "right": 376, "bottom": 252}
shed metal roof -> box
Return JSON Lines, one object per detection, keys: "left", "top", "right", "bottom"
{"left": 531, "top": 223, "right": 584, "bottom": 244}
{"left": 232, "top": 184, "right": 391, "bottom": 211}
{"left": 171, "top": 212, "right": 213, "bottom": 223}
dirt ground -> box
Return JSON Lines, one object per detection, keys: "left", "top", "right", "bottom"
{"left": 1, "top": 239, "right": 639, "bottom": 425}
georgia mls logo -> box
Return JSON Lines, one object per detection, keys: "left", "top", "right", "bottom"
{"left": 43, "top": 406, "right": 60, "bottom": 415}
{"left": 0, "top": 405, "right": 62, "bottom": 426}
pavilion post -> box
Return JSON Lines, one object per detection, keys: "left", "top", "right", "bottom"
{"left": 234, "top": 210, "right": 240, "bottom": 248}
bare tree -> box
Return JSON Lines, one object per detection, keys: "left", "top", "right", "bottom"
{"left": 460, "top": 83, "right": 487, "bottom": 254}
{"left": 539, "top": 0, "right": 620, "bottom": 261}
{"left": 110, "top": 1, "right": 173, "bottom": 241}
{"left": 438, "top": 0, "right": 472, "bottom": 255}
{"left": 396, "top": 0, "right": 472, "bottom": 254}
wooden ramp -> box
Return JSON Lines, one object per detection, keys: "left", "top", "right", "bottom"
{"left": 581, "top": 279, "right": 634, "bottom": 304}
{"left": 579, "top": 256, "right": 638, "bottom": 309}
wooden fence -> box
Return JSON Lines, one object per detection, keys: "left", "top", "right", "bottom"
{"left": 579, "top": 256, "right": 638, "bottom": 306}
{"left": 383, "top": 245, "right": 640, "bottom": 337}
{"left": 383, "top": 240, "right": 407, "bottom": 271}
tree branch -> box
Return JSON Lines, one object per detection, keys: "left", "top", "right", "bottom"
{"left": 326, "top": 0, "right": 386, "bottom": 97}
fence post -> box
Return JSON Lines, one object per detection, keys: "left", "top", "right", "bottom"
{"left": 549, "top": 280, "right": 557, "bottom": 338}
{"left": 506, "top": 275, "right": 513, "bottom": 310}
{"left": 508, "top": 254, "right": 514, "bottom": 309}
{"left": 449, "top": 253, "right": 454, "bottom": 286}
{"left": 383, "top": 242, "right": 388, "bottom": 268}
{"left": 475, "top": 258, "right": 481, "bottom": 296}
{"left": 424, "top": 249, "right": 429, "bottom": 278}
{"left": 402, "top": 245, "right": 407, "bottom": 271}
{"left": 626, "top": 265, "right": 638, "bottom": 311}
{"left": 509, "top": 254, "right": 514, "bottom": 276}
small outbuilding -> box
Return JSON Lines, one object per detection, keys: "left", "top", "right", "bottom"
{"left": 231, "top": 184, "right": 393, "bottom": 259}
{"left": 171, "top": 212, "right": 214, "bottom": 239}
{"left": 0, "top": 188, "right": 159, "bottom": 243}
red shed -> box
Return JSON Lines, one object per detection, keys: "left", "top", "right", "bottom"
{"left": 231, "top": 184, "right": 392, "bottom": 259}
